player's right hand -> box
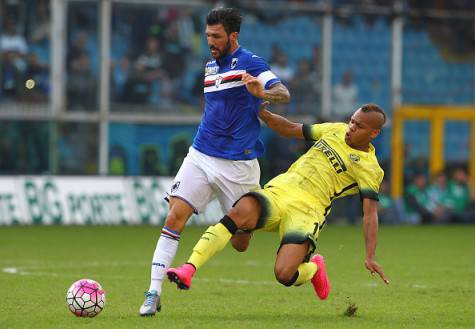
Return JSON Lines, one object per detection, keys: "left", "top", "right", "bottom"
{"left": 365, "top": 258, "right": 389, "bottom": 284}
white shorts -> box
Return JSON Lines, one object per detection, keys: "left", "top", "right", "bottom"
{"left": 167, "top": 147, "right": 260, "bottom": 214}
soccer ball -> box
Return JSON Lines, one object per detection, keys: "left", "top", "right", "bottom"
{"left": 66, "top": 279, "right": 106, "bottom": 317}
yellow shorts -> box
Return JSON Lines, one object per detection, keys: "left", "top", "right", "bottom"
{"left": 242, "top": 185, "right": 326, "bottom": 258}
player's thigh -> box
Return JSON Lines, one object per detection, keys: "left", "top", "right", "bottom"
{"left": 211, "top": 159, "right": 260, "bottom": 213}
{"left": 248, "top": 187, "right": 285, "bottom": 232}
{"left": 274, "top": 241, "right": 311, "bottom": 279}
{"left": 227, "top": 195, "right": 261, "bottom": 229}
{"left": 278, "top": 202, "right": 323, "bottom": 261}
{"left": 169, "top": 155, "right": 213, "bottom": 214}
{"left": 216, "top": 182, "right": 260, "bottom": 214}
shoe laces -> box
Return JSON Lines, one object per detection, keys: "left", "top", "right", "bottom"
{"left": 144, "top": 291, "right": 158, "bottom": 306}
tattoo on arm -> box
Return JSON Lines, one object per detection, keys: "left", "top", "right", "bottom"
{"left": 263, "top": 83, "right": 290, "bottom": 104}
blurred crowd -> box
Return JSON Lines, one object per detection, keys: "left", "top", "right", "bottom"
{"left": 0, "top": 1, "right": 50, "bottom": 104}
{"left": 401, "top": 169, "right": 474, "bottom": 224}
{"left": 0, "top": 1, "right": 474, "bottom": 225}
{"left": 2, "top": 1, "right": 472, "bottom": 112}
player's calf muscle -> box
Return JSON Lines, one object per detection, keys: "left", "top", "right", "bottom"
{"left": 164, "top": 212, "right": 188, "bottom": 232}
{"left": 165, "top": 198, "right": 194, "bottom": 232}
{"left": 230, "top": 233, "right": 251, "bottom": 252}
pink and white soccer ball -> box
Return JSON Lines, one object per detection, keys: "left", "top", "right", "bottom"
{"left": 66, "top": 279, "right": 106, "bottom": 317}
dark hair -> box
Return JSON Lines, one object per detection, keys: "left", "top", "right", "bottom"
{"left": 360, "top": 103, "right": 386, "bottom": 126}
{"left": 206, "top": 8, "right": 242, "bottom": 34}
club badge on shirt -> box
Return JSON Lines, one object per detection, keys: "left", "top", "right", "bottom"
{"left": 171, "top": 181, "right": 181, "bottom": 193}
{"left": 231, "top": 58, "right": 238, "bottom": 69}
{"left": 349, "top": 154, "right": 360, "bottom": 163}
{"left": 215, "top": 76, "right": 223, "bottom": 88}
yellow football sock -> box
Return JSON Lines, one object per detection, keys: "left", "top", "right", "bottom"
{"left": 187, "top": 223, "right": 233, "bottom": 270}
{"left": 294, "top": 262, "right": 318, "bottom": 286}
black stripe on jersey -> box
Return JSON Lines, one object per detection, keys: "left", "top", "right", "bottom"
{"left": 302, "top": 124, "right": 314, "bottom": 141}
{"left": 203, "top": 75, "right": 243, "bottom": 87}
{"left": 360, "top": 189, "right": 379, "bottom": 201}
{"left": 224, "top": 76, "right": 243, "bottom": 83}
{"left": 323, "top": 183, "right": 359, "bottom": 216}
{"left": 333, "top": 183, "right": 358, "bottom": 199}
{"left": 312, "top": 220, "right": 326, "bottom": 235}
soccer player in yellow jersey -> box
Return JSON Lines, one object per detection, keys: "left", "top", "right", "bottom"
{"left": 167, "top": 103, "right": 390, "bottom": 299}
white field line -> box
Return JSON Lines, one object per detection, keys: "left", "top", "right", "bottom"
{"left": 1, "top": 267, "right": 125, "bottom": 279}
{"left": 1, "top": 266, "right": 277, "bottom": 285}
{"left": 2, "top": 266, "right": 429, "bottom": 290}
{"left": 0, "top": 260, "right": 270, "bottom": 269}
{"left": 362, "top": 282, "right": 428, "bottom": 289}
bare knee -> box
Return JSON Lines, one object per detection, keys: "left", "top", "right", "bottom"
{"left": 227, "top": 196, "right": 260, "bottom": 230}
{"left": 230, "top": 232, "right": 252, "bottom": 252}
{"left": 274, "top": 265, "right": 298, "bottom": 286}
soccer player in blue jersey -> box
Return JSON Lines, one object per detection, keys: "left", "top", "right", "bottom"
{"left": 139, "top": 7, "right": 290, "bottom": 316}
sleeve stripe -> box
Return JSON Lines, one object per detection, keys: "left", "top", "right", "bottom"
{"left": 264, "top": 78, "right": 280, "bottom": 90}
{"left": 257, "top": 70, "right": 278, "bottom": 88}
{"left": 360, "top": 190, "right": 379, "bottom": 201}
{"left": 302, "top": 124, "right": 313, "bottom": 141}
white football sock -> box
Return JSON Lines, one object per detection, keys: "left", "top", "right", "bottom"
{"left": 148, "top": 226, "right": 180, "bottom": 294}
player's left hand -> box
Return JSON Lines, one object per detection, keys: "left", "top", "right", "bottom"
{"left": 242, "top": 73, "right": 265, "bottom": 98}
{"left": 258, "top": 101, "right": 271, "bottom": 122}
{"left": 365, "top": 258, "right": 389, "bottom": 284}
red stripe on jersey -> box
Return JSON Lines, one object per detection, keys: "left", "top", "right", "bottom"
{"left": 204, "top": 74, "right": 243, "bottom": 87}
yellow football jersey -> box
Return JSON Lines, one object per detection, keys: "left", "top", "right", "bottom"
{"left": 265, "top": 122, "right": 384, "bottom": 217}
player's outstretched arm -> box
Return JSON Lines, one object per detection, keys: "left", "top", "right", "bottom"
{"left": 242, "top": 73, "right": 290, "bottom": 104}
{"left": 258, "top": 101, "right": 304, "bottom": 139}
{"left": 362, "top": 198, "right": 390, "bottom": 284}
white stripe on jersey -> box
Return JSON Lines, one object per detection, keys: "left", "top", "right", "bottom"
{"left": 257, "top": 70, "right": 278, "bottom": 87}
{"left": 204, "top": 80, "right": 245, "bottom": 93}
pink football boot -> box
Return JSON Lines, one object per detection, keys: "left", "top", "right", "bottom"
{"left": 310, "top": 254, "right": 330, "bottom": 300}
{"left": 167, "top": 263, "right": 196, "bottom": 290}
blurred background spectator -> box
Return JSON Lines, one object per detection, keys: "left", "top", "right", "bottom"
{"left": 0, "top": 0, "right": 474, "bottom": 226}
{"left": 332, "top": 70, "right": 358, "bottom": 121}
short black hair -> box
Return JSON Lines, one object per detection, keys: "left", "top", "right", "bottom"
{"left": 206, "top": 8, "right": 242, "bottom": 34}
{"left": 360, "top": 103, "right": 386, "bottom": 126}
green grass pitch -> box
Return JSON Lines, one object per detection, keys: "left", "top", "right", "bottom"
{"left": 0, "top": 225, "right": 474, "bottom": 329}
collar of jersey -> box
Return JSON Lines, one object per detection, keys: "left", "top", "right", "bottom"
{"left": 217, "top": 46, "right": 242, "bottom": 67}
{"left": 347, "top": 142, "right": 375, "bottom": 156}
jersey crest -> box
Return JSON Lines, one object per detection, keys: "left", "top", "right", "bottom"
{"left": 231, "top": 57, "right": 238, "bottom": 69}
{"left": 349, "top": 154, "right": 360, "bottom": 163}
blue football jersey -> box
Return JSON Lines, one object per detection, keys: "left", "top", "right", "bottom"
{"left": 192, "top": 47, "right": 280, "bottom": 160}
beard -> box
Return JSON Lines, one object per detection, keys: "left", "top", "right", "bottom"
{"left": 211, "top": 38, "right": 232, "bottom": 59}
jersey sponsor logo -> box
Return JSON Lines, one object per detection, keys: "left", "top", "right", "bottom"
{"left": 314, "top": 139, "right": 347, "bottom": 173}
{"left": 171, "top": 181, "right": 180, "bottom": 193}
{"left": 349, "top": 154, "right": 360, "bottom": 162}
{"left": 231, "top": 57, "right": 238, "bottom": 69}
{"left": 205, "top": 65, "right": 219, "bottom": 76}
